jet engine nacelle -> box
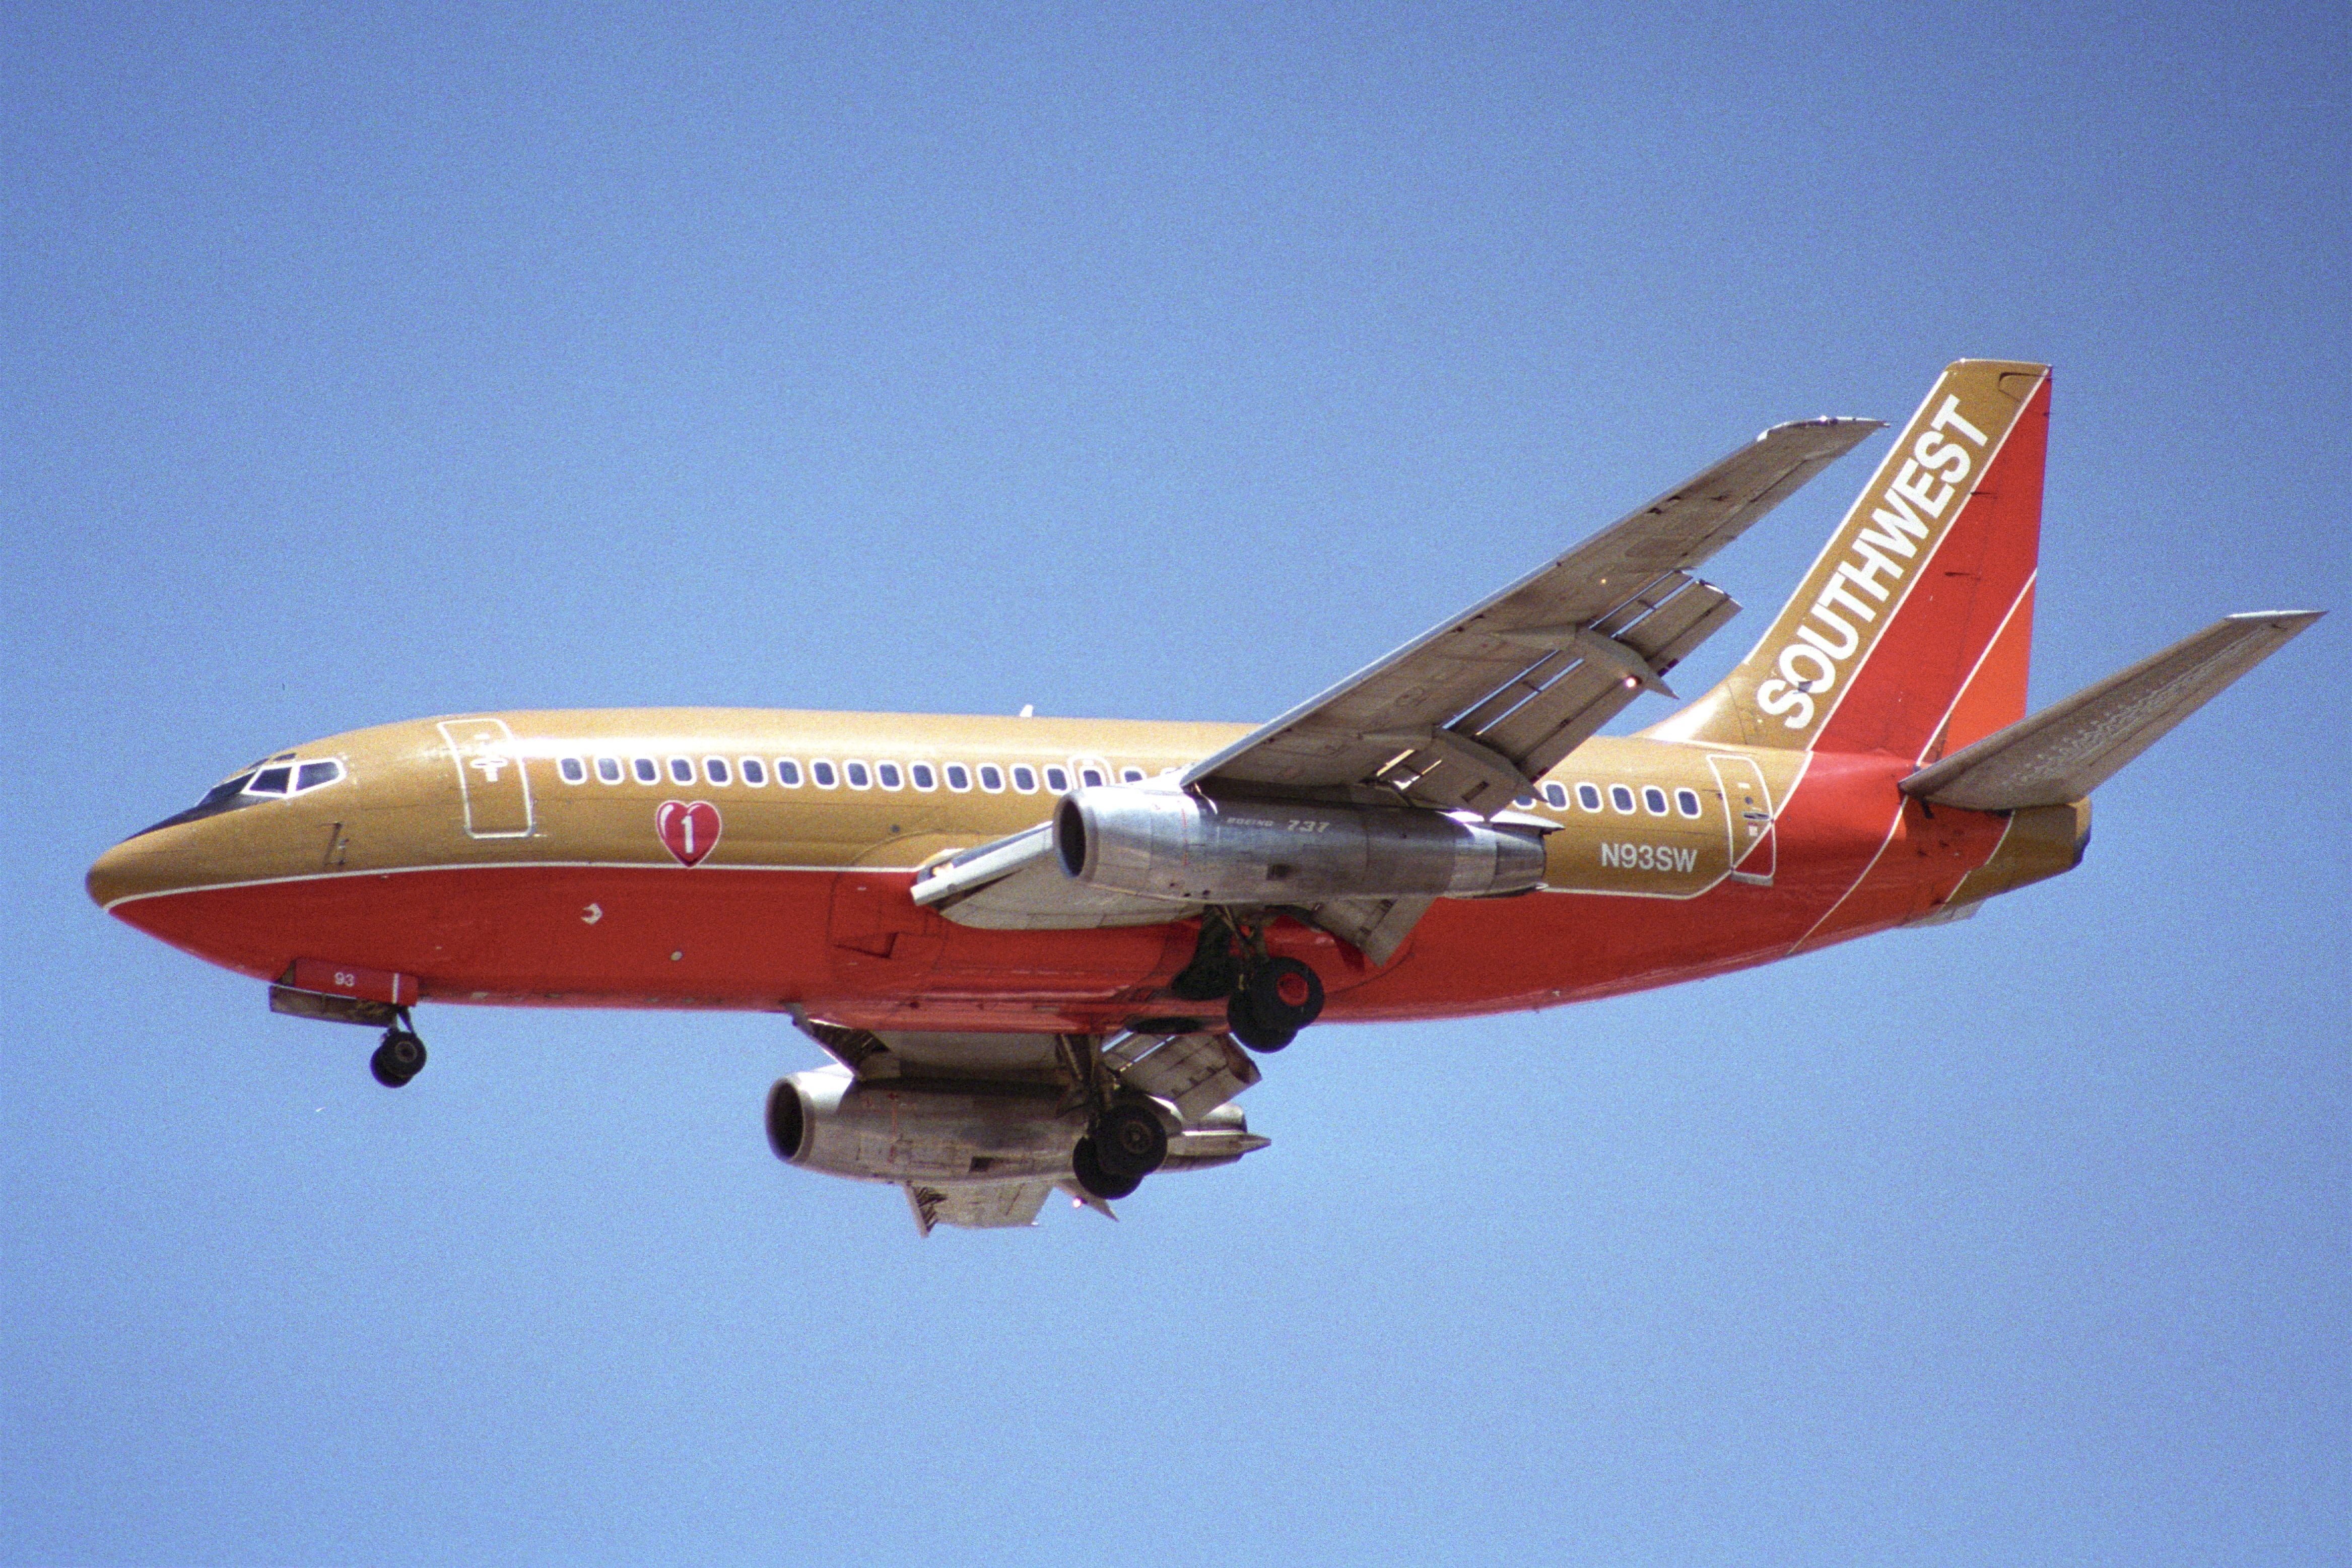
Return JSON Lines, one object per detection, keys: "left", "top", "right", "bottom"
{"left": 1052, "top": 785, "right": 1548, "bottom": 904}
{"left": 766, "top": 1068, "right": 1086, "bottom": 1184}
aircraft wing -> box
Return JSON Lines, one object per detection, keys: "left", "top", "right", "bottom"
{"left": 1184, "top": 417, "right": 1882, "bottom": 815}
{"left": 794, "top": 1011, "right": 1069, "bottom": 1080}
{"left": 1901, "top": 610, "right": 2322, "bottom": 810}
{"left": 793, "top": 1013, "right": 1263, "bottom": 1117}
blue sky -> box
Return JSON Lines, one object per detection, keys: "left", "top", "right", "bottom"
{"left": 6, "top": 4, "right": 2346, "bottom": 1563}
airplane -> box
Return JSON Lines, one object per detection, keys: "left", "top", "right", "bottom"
{"left": 86, "top": 360, "right": 2320, "bottom": 1234}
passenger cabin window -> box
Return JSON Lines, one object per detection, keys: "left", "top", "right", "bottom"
{"left": 247, "top": 765, "right": 293, "bottom": 796}
{"left": 979, "top": 764, "right": 1004, "bottom": 792}
{"left": 1676, "top": 788, "right": 1702, "bottom": 818}
{"left": 1610, "top": 784, "right": 1636, "bottom": 813}
{"left": 559, "top": 758, "right": 587, "bottom": 784}
{"left": 909, "top": 762, "right": 936, "bottom": 790}
{"left": 1120, "top": 767, "right": 1145, "bottom": 783}
{"left": 1542, "top": 783, "right": 1570, "bottom": 809}
{"left": 1576, "top": 783, "right": 1603, "bottom": 811}
{"left": 1512, "top": 794, "right": 1536, "bottom": 809}
{"left": 775, "top": 759, "right": 803, "bottom": 787}
{"left": 1044, "top": 765, "right": 1070, "bottom": 792}
{"left": 1643, "top": 786, "right": 1668, "bottom": 816}
{"left": 741, "top": 758, "right": 766, "bottom": 786}
{"left": 668, "top": 758, "right": 693, "bottom": 784}
{"left": 705, "top": 757, "right": 730, "bottom": 785}
{"left": 945, "top": 764, "right": 971, "bottom": 791}
{"left": 811, "top": 760, "right": 838, "bottom": 788}
{"left": 634, "top": 758, "right": 659, "bottom": 784}
{"left": 844, "top": 761, "right": 871, "bottom": 789}
{"left": 1079, "top": 766, "right": 1106, "bottom": 788}
{"left": 1012, "top": 765, "right": 1037, "bottom": 792}
{"left": 876, "top": 762, "right": 902, "bottom": 789}
{"left": 596, "top": 758, "right": 623, "bottom": 784}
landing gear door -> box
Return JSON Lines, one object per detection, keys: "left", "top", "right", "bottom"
{"left": 1706, "top": 754, "right": 1775, "bottom": 887}
{"left": 438, "top": 717, "right": 534, "bottom": 839}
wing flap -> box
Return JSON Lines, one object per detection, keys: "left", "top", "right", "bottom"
{"left": 1299, "top": 893, "right": 1433, "bottom": 966}
{"left": 904, "top": 1179, "right": 1056, "bottom": 1235}
{"left": 1900, "top": 610, "right": 2321, "bottom": 810}
{"left": 1102, "top": 1029, "right": 1261, "bottom": 1121}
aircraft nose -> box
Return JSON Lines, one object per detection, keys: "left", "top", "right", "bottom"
{"left": 87, "top": 816, "right": 245, "bottom": 914}
{"left": 88, "top": 831, "right": 170, "bottom": 911}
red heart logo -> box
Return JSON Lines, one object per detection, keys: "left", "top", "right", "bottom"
{"left": 655, "top": 800, "right": 722, "bottom": 866}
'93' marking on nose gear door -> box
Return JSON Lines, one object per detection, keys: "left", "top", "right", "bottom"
{"left": 438, "top": 717, "right": 535, "bottom": 838}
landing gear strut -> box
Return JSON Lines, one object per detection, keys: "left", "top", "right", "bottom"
{"left": 371, "top": 1009, "right": 427, "bottom": 1087}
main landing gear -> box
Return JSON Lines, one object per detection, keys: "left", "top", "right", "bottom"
{"left": 1060, "top": 1036, "right": 1177, "bottom": 1203}
{"left": 1072, "top": 1099, "right": 1169, "bottom": 1201}
{"left": 370, "top": 1009, "right": 427, "bottom": 1088}
{"left": 1166, "top": 910, "right": 1326, "bottom": 1053}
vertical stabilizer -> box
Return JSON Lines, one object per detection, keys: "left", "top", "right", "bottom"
{"left": 1652, "top": 360, "right": 2050, "bottom": 761}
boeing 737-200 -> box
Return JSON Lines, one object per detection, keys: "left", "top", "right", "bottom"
{"left": 87, "top": 361, "right": 2319, "bottom": 1232}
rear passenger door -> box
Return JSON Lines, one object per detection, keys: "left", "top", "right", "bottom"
{"left": 1704, "top": 754, "right": 1775, "bottom": 886}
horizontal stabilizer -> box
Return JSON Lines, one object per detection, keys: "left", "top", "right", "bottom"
{"left": 1900, "top": 610, "right": 2321, "bottom": 810}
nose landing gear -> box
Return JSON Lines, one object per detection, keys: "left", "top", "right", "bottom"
{"left": 370, "top": 1010, "right": 428, "bottom": 1087}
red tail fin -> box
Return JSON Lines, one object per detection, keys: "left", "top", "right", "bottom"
{"left": 1655, "top": 360, "right": 2049, "bottom": 761}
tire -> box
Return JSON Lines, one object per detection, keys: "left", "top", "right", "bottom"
{"left": 1071, "top": 1137, "right": 1143, "bottom": 1200}
{"left": 1224, "top": 989, "right": 1295, "bottom": 1054}
{"left": 370, "top": 1035, "right": 423, "bottom": 1087}
{"left": 1247, "top": 957, "right": 1324, "bottom": 1032}
{"left": 1093, "top": 1101, "right": 1169, "bottom": 1180}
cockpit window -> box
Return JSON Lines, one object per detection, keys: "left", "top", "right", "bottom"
{"left": 139, "top": 755, "right": 338, "bottom": 839}
{"left": 200, "top": 773, "right": 256, "bottom": 807}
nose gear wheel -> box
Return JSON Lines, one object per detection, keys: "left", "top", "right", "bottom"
{"left": 370, "top": 1009, "right": 427, "bottom": 1087}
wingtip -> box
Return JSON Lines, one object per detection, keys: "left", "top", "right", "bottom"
{"left": 2225, "top": 608, "right": 2325, "bottom": 625}
{"left": 1756, "top": 415, "right": 1886, "bottom": 442}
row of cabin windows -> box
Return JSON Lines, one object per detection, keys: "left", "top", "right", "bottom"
{"left": 550, "top": 751, "right": 1700, "bottom": 820}
{"left": 1516, "top": 780, "right": 1705, "bottom": 820}
{"left": 554, "top": 753, "right": 1158, "bottom": 795}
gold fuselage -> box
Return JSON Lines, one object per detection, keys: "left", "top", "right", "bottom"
{"left": 89, "top": 708, "right": 2084, "bottom": 1034}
